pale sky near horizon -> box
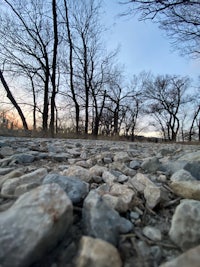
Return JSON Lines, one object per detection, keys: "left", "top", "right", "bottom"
{"left": 103, "top": 0, "right": 200, "bottom": 84}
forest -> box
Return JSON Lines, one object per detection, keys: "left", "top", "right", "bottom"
{"left": 0, "top": 0, "right": 200, "bottom": 142}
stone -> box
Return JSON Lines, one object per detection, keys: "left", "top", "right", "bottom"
{"left": 129, "top": 160, "right": 141, "bottom": 170}
{"left": 183, "top": 161, "right": 200, "bottom": 180}
{"left": 89, "top": 165, "right": 107, "bottom": 178}
{"left": 114, "top": 152, "right": 130, "bottom": 162}
{"left": 1, "top": 168, "right": 47, "bottom": 195}
{"left": 0, "top": 183, "right": 73, "bottom": 267}
{"left": 170, "top": 180, "right": 200, "bottom": 200}
{"left": 43, "top": 173, "right": 89, "bottom": 204}
{"left": 141, "top": 157, "right": 162, "bottom": 173}
{"left": 142, "top": 226, "right": 162, "bottom": 241}
{"left": 14, "top": 182, "right": 40, "bottom": 196}
{"left": 76, "top": 236, "right": 122, "bottom": 267}
{"left": 97, "top": 183, "right": 135, "bottom": 212}
{"left": 0, "top": 167, "right": 15, "bottom": 175}
{"left": 102, "top": 170, "right": 117, "bottom": 183}
{"left": 11, "top": 153, "right": 35, "bottom": 164}
{"left": 160, "top": 245, "right": 200, "bottom": 267}
{"left": 178, "top": 151, "right": 200, "bottom": 162}
{"left": 144, "top": 185, "right": 169, "bottom": 209}
{"left": 170, "top": 169, "right": 195, "bottom": 182}
{"left": 169, "top": 199, "right": 200, "bottom": 250}
{"left": 82, "top": 190, "right": 132, "bottom": 246}
{"left": 130, "top": 173, "right": 155, "bottom": 193}
{"left": 62, "top": 166, "right": 92, "bottom": 183}
{"left": 0, "top": 168, "right": 24, "bottom": 188}
{"left": 0, "top": 146, "right": 14, "bottom": 156}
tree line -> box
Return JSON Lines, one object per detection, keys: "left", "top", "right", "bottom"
{"left": 0, "top": 0, "right": 199, "bottom": 142}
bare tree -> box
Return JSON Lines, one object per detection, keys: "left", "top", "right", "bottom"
{"left": 143, "top": 74, "right": 190, "bottom": 141}
{"left": 121, "top": 0, "right": 200, "bottom": 58}
{"left": 0, "top": 70, "right": 28, "bottom": 130}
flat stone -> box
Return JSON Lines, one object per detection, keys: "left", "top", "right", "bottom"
{"left": 0, "top": 169, "right": 24, "bottom": 188}
{"left": 169, "top": 199, "right": 200, "bottom": 250}
{"left": 178, "top": 151, "right": 200, "bottom": 162}
{"left": 141, "top": 157, "right": 162, "bottom": 173}
{"left": 183, "top": 161, "right": 200, "bottom": 180}
{"left": 170, "top": 180, "right": 200, "bottom": 200}
{"left": 0, "top": 183, "right": 73, "bottom": 267}
{"left": 113, "top": 152, "right": 130, "bottom": 162}
{"left": 76, "top": 236, "right": 122, "bottom": 267}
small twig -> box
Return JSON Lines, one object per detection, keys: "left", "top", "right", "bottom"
{"left": 162, "top": 197, "right": 181, "bottom": 208}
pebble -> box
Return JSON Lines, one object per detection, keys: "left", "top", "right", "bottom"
{"left": 0, "top": 136, "right": 199, "bottom": 267}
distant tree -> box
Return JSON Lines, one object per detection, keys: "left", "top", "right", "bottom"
{"left": 144, "top": 74, "right": 190, "bottom": 141}
{"left": 122, "top": 0, "right": 200, "bottom": 58}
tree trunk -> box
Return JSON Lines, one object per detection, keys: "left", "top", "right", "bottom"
{"left": 0, "top": 70, "right": 29, "bottom": 130}
{"left": 49, "top": 0, "right": 58, "bottom": 138}
{"left": 64, "top": 0, "right": 80, "bottom": 134}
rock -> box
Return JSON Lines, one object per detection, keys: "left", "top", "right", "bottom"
{"left": 129, "top": 160, "right": 141, "bottom": 170}
{"left": 183, "top": 162, "right": 200, "bottom": 180}
{"left": 102, "top": 170, "right": 117, "bottom": 183}
{"left": 1, "top": 168, "right": 47, "bottom": 195}
{"left": 170, "top": 180, "right": 200, "bottom": 200}
{"left": 169, "top": 199, "right": 200, "bottom": 250}
{"left": 143, "top": 226, "right": 162, "bottom": 241}
{"left": 14, "top": 182, "right": 40, "bottom": 196}
{"left": 178, "top": 151, "right": 200, "bottom": 162}
{"left": 110, "top": 162, "right": 136, "bottom": 176}
{"left": 170, "top": 169, "right": 195, "bottom": 182}
{"left": 62, "top": 166, "right": 92, "bottom": 183}
{"left": 89, "top": 165, "right": 107, "bottom": 178}
{"left": 130, "top": 173, "right": 155, "bottom": 193}
{"left": 43, "top": 173, "right": 89, "bottom": 203}
{"left": 144, "top": 185, "right": 169, "bottom": 209}
{"left": 76, "top": 236, "right": 122, "bottom": 267}
{"left": 0, "top": 146, "right": 14, "bottom": 156}
{"left": 141, "top": 157, "right": 162, "bottom": 173}
{"left": 0, "top": 183, "right": 73, "bottom": 267}
{"left": 97, "top": 183, "right": 135, "bottom": 212}
{"left": 114, "top": 152, "right": 130, "bottom": 162}
{"left": 160, "top": 245, "right": 200, "bottom": 267}
{"left": 11, "top": 153, "right": 35, "bottom": 164}
{"left": 0, "top": 168, "right": 24, "bottom": 188}
{"left": 82, "top": 190, "right": 132, "bottom": 246}
{"left": 0, "top": 167, "right": 15, "bottom": 175}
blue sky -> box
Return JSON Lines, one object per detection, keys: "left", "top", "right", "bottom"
{"left": 103, "top": 1, "right": 200, "bottom": 82}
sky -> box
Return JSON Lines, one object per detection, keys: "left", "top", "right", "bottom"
{"left": 103, "top": 0, "right": 200, "bottom": 83}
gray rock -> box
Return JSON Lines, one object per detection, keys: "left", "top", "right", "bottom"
{"left": 178, "top": 151, "right": 200, "bottom": 162}
{"left": 114, "top": 152, "right": 130, "bottom": 162}
{"left": 129, "top": 160, "right": 141, "bottom": 170}
{"left": 0, "top": 183, "right": 73, "bottom": 267}
{"left": 169, "top": 199, "right": 200, "bottom": 250}
{"left": 143, "top": 226, "right": 162, "bottom": 241}
{"left": 0, "top": 168, "right": 24, "bottom": 188}
{"left": 160, "top": 245, "right": 200, "bottom": 267}
{"left": 11, "top": 153, "right": 35, "bottom": 164}
{"left": 43, "top": 173, "right": 89, "bottom": 203}
{"left": 82, "top": 190, "right": 132, "bottom": 246}
{"left": 170, "top": 169, "right": 195, "bottom": 182}
{"left": 130, "top": 173, "right": 155, "bottom": 193}
{"left": 76, "top": 236, "right": 122, "bottom": 267}
{"left": 184, "top": 161, "right": 200, "bottom": 180}
{"left": 141, "top": 157, "right": 162, "bottom": 173}
{"left": 0, "top": 167, "right": 15, "bottom": 175}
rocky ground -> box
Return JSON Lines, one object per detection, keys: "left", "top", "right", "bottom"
{"left": 0, "top": 136, "right": 200, "bottom": 267}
